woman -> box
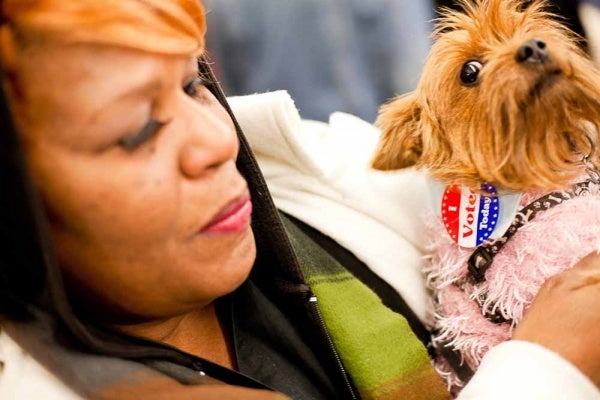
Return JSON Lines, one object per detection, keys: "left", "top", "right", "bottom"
{"left": 0, "top": 1, "right": 599, "bottom": 399}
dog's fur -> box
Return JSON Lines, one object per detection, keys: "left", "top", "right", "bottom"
{"left": 371, "top": 0, "right": 600, "bottom": 392}
{"left": 373, "top": 0, "right": 600, "bottom": 192}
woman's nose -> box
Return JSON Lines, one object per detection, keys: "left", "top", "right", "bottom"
{"left": 178, "top": 106, "right": 239, "bottom": 179}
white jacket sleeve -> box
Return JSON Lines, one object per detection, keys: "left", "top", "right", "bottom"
{"left": 228, "top": 90, "right": 432, "bottom": 322}
{"left": 458, "top": 340, "right": 600, "bottom": 400}
{"left": 0, "top": 329, "right": 82, "bottom": 400}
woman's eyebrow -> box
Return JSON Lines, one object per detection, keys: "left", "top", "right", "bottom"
{"left": 112, "top": 78, "right": 163, "bottom": 103}
{"left": 85, "top": 78, "right": 162, "bottom": 128}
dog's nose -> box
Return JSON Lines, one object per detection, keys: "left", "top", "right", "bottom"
{"left": 516, "top": 39, "right": 549, "bottom": 64}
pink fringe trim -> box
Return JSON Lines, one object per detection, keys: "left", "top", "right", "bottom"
{"left": 424, "top": 185, "right": 600, "bottom": 392}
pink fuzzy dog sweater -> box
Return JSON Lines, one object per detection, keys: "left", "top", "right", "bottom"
{"left": 424, "top": 177, "right": 600, "bottom": 392}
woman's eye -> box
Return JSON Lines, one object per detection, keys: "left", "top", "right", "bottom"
{"left": 460, "top": 60, "right": 483, "bottom": 85}
{"left": 183, "top": 75, "right": 211, "bottom": 98}
{"left": 118, "top": 118, "right": 166, "bottom": 150}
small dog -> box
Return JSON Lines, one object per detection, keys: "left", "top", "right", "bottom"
{"left": 372, "top": 0, "right": 600, "bottom": 392}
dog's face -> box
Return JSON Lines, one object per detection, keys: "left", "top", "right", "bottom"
{"left": 372, "top": 0, "right": 600, "bottom": 191}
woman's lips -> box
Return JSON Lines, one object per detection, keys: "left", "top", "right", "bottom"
{"left": 201, "top": 192, "right": 253, "bottom": 234}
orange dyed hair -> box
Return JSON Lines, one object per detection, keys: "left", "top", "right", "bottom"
{"left": 0, "top": 0, "right": 206, "bottom": 69}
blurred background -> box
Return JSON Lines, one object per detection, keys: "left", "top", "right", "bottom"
{"left": 204, "top": 0, "right": 600, "bottom": 123}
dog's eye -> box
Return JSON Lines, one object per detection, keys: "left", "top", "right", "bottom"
{"left": 460, "top": 60, "right": 483, "bottom": 85}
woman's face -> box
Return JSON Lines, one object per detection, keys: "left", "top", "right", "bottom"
{"left": 10, "top": 43, "right": 256, "bottom": 321}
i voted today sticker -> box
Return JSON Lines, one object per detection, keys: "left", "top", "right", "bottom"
{"left": 441, "top": 183, "right": 500, "bottom": 248}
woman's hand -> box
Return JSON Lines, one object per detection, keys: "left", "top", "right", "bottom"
{"left": 513, "top": 251, "right": 600, "bottom": 386}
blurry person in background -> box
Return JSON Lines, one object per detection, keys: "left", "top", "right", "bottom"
{"left": 203, "top": 0, "right": 434, "bottom": 123}
{"left": 579, "top": 0, "right": 600, "bottom": 64}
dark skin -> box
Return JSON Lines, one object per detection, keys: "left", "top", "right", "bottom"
{"left": 7, "top": 43, "right": 253, "bottom": 371}
{"left": 97, "top": 374, "right": 288, "bottom": 400}
{"left": 514, "top": 251, "right": 600, "bottom": 386}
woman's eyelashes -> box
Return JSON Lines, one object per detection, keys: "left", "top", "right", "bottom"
{"left": 183, "top": 74, "right": 213, "bottom": 99}
{"left": 117, "top": 74, "right": 213, "bottom": 151}
{"left": 118, "top": 118, "right": 167, "bottom": 151}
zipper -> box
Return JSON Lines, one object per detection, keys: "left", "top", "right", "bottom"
{"left": 309, "top": 295, "right": 358, "bottom": 400}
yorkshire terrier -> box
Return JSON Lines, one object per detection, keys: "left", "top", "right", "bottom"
{"left": 371, "top": 0, "right": 600, "bottom": 393}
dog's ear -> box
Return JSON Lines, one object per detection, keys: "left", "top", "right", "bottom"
{"left": 371, "top": 93, "right": 422, "bottom": 170}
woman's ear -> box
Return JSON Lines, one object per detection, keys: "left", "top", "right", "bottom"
{"left": 371, "top": 93, "right": 422, "bottom": 171}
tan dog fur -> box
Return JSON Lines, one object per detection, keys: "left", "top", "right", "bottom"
{"left": 372, "top": 0, "right": 600, "bottom": 192}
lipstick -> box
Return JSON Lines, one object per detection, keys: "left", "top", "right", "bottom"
{"left": 202, "top": 193, "right": 252, "bottom": 234}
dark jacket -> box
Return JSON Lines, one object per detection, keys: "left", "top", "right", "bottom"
{"left": 0, "top": 59, "right": 427, "bottom": 399}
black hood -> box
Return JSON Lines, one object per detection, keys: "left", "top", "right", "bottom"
{"left": 0, "top": 70, "right": 58, "bottom": 319}
{"left": 0, "top": 58, "right": 313, "bottom": 394}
